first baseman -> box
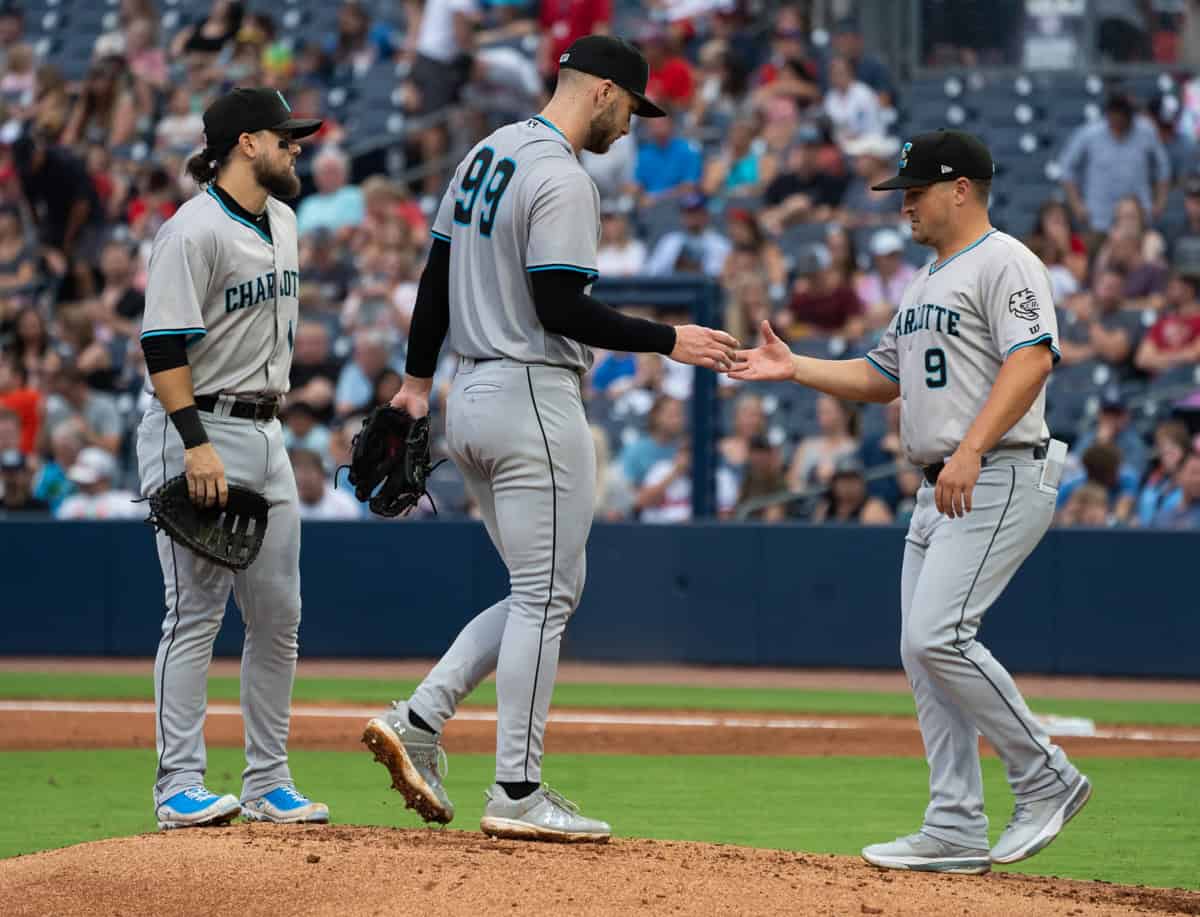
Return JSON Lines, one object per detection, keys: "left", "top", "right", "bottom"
{"left": 136, "top": 88, "right": 329, "bottom": 829}
{"left": 362, "top": 35, "right": 739, "bottom": 841}
{"left": 731, "top": 130, "right": 1091, "bottom": 874}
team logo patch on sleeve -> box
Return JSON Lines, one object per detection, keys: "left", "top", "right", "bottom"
{"left": 1007, "top": 288, "right": 1040, "bottom": 321}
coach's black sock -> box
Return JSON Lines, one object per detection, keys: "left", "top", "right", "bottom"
{"left": 498, "top": 781, "right": 539, "bottom": 800}
{"left": 408, "top": 709, "right": 436, "bottom": 734}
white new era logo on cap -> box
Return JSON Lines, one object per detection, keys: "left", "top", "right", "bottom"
{"left": 940, "top": 164, "right": 953, "bottom": 174}
{"left": 560, "top": 53, "right": 570, "bottom": 63}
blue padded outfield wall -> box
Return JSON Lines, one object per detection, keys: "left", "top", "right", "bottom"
{"left": 0, "top": 519, "right": 1195, "bottom": 677}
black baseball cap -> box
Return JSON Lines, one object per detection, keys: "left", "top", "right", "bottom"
{"left": 871, "top": 129, "right": 994, "bottom": 191}
{"left": 202, "top": 88, "right": 322, "bottom": 157}
{"left": 558, "top": 34, "right": 667, "bottom": 118}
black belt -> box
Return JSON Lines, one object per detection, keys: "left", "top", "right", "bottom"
{"left": 194, "top": 394, "right": 281, "bottom": 421}
{"left": 922, "top": 444, "right": 1047, "bottom": 486}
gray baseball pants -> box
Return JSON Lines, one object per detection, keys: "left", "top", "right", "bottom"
{"left": 408, "top": 358, "right": 595, "bottom": 783}
{"left": 136, "top": 399, "right": 302, "bottom": 806}
{"left": 902, "top": 455, "right": 1080, "bottom": 848}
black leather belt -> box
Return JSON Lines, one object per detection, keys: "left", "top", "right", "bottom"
{"left": 194, "top": 394, "right": 281, "bottom": 421}
{"left": 922, "top": 444, "right": 1047, "bottom": 486}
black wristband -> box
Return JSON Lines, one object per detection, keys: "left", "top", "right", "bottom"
{"left": 170, "top": 404, "right": 209, "bottom": 449}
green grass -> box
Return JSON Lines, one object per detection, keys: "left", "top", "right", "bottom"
{"left": 0, "top": 750, "right": 1196, "bottom": 891}
{"left": 2, "top": 671, "right": 1199, "bottom": 727}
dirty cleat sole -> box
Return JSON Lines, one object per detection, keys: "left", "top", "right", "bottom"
{"left": 480, "top": 815, "right": 611, "bottom": 844}
{"left": 362, "top": 717, "right": 452, "bottom": 824}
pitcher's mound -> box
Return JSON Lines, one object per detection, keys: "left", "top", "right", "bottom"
{"left": 1, "top": 825, "right": 1196, "bottom": 917}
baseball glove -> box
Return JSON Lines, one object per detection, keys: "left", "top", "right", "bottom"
{"left": 144, "top": 474, "right": 270, "bottom": 571}
{"left": 341, "top": 405, "right": 441, "bottom": 517}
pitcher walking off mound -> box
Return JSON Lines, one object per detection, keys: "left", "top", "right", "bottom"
{"left": 137, "top": 89, "right": 328, "bottom": 829}
{"left": 730, "top": 130, "right": 1091, "bottom": 874}
{"left": 362, "top": 35, "right": 738, "bottom": 842}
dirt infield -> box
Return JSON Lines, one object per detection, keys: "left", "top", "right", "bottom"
{"left": 4, "top": 661, "right": 1200, "bottom": 915}
{"left": 4, "top": 703, "right": 1200, "bottom": 757}
{"left": 2, "top": 826, "right": 1198, "bottom": 917}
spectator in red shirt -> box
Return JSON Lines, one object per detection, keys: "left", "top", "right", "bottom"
{"left": 640, "top": 27, "right": 695, "bottom": 110}
{"left": 1135, "top": 271, "right": 1200, "bottom": 375}
{"left": 0, "top": 351, "right": 40, "bottom": 455}
{"left": 785, "top": 243, "right": 864, "bottom": 339}
{"left": 538, "top": 0, "right": 611, "bottom": 86}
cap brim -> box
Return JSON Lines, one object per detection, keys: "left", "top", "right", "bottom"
{"left": 272, "top": 117, "right": 323, "bottom": 139}
{"left": 630, "top": 91, "right": 667, "bottom": 118}
{"left": 871, "top": 174, "right": 941, "bottom": 191}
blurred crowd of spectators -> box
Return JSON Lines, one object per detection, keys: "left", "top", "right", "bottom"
{"left": 0, "top": 0, "right": 1197, "bottom": 529}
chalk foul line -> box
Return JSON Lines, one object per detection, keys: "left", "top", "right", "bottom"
{"left": 1, "top": 700, "right": 1197, "bottom": 744}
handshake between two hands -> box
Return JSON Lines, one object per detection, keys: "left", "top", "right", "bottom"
{"left": 673, "top": 319, "right": 793, "bottom": 382}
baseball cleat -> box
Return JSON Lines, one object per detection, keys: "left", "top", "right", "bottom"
{"left": 862, "top": 832, "right": 991, "bottom": 875}
{"left": 480, "top": 784, "right": 611, "bottom": 843}
{"left": 990, "top": 774, "right": 1092, "bottom": 864}
{"left": 156, "top": 786, "right": 241, "bottom": 831}
{"left": 241, "top": 785, "right": 330, "bottom": 824}
{"left": 362, "top": 701, "right": 454, "bottom": 824}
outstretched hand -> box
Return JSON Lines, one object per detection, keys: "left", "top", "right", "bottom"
{"left": 726, "top": 320, "right": 795, "bottom": 382}
{"left": 670, "top": 324, "right": 741, "bottom": 371}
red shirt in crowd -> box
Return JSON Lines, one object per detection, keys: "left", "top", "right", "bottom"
{"left": 647, "top": 55, "right": 695, "bottom": 109}
{"left": 790, "top": 284, "right": 862, "bottom": 333}
{"left": 0, "top": 387, "right": 41, "bottom": 455}
{"left": 541, "top": 0, "right": 612, "bottom": 70}
{"left": 1148, "top": 311, "right": 1200, "bottom": 351}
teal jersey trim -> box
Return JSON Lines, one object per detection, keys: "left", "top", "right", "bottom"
{"left": 865, "top": 354, "right": 900, "bottom": 383}
{"left": 431, "top": 230, "right": 451, "bottom": 242}
{"left": 532, "top": 115, "right": 568, "bottom": 142}
{"left": 206, "top": 187, "right": 271, "bottom": 244}
{"left": 140, "top": 327, "right": 207, "bottom": 346}
{"left": 1007, "top": 332, "right": 1061, "bottom": 364}
{"left": 527, "top": 263, "right": 598, "bottom": 278}
{"left": 929, "top": 229, "right": 997, "bottom": 275}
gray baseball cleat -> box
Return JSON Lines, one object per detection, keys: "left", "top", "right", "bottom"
{"left": 862, "top": 832, "right": 991, "bottom": 875}
{"left": 362, "top": 700, "right": 454, "bottom": 824}
{"left": 990, "top": 774, "right": 1092, "bottom": 864}
{"left": 480, "top": 784, "right": 611, "bottom": 843}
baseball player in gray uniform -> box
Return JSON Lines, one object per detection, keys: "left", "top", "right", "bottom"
{"left": 362, "top": 35, "right": 739, "bottom": 842}
{"left": 730, "top": 130, "right": 1091, "bottom": 874}
{"left": 137, "top": 88, "right": 329, "bottom": 829}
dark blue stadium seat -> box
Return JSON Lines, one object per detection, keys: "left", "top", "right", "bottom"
{"left": 636, "top": 199, "right": 683, "bottom": 249}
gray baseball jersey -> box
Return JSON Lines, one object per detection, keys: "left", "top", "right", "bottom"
{"left": 137, "top": 185, "right": 306, "bottom": 816}
{"left": 141, "top": 188, "right": 301, "bottom": 396}
{"left": 862, "top": 227, "right": 1084, "bottom": 853}
{"left": 431, "top": 115, "right": 600, "bottom": 373}
{"left": 866, "top": 229, "right": 1060, "bottom": 465}
{"left": 392, "top": 115, "right": 604, "bottom": 795}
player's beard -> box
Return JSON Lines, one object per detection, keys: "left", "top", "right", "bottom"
{"left": 583, "top": 101, "right": 622, "bottom": 155}
{"left": 254, "top": 156, "right": 302, "bottom": 200}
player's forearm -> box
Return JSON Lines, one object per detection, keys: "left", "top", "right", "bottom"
{"left": 791, "top": 356, "right": 900, "bottom": 404}
{"left": 405, "top": 238, "right": 451, "bottom": 379}
{"left": 150, "top": 365, "right": 198, "bottom": 413}
{"left": 149, "top": 364, "right": 210, "bottom": 448}
{"left": 959, "top": 346, "right": 1053, "bottom": 456}
{"left": 531, "top": 270, "right": 676, "bottom": 355}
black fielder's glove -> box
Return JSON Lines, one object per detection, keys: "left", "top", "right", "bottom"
{"left": 144, "top": 474, "right": 269, "bottom": 571}
{"left": 341, "top": 405, "right": 441, "bottom": 517}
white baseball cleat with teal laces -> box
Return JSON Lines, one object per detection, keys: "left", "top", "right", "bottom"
{"left": 241, "top": 785, "right": 330, "bottom": 824}
{"left": 156, "top": 786, "right": 241, "bottom": 830}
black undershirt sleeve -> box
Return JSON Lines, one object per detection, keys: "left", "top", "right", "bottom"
{"left": 404, "top": 238, "right": 451, "bottom": 379}
{"left": 141, "top": 333, "right": 190, "bottom": 374}
{"left": 530, "top": 270, "right": 677, "bottom": 355}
